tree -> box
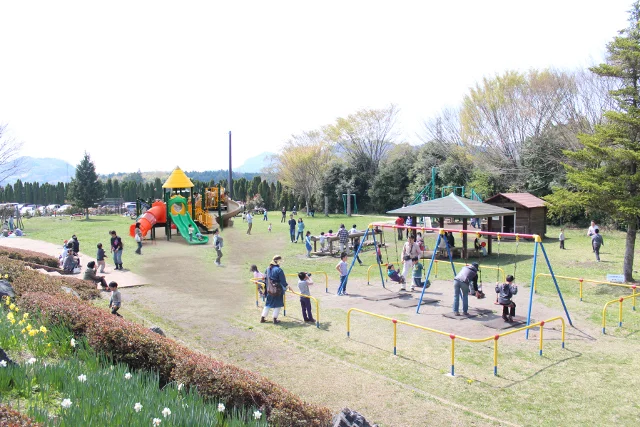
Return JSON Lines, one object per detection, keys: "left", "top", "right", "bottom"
{"left": 369, "top": 144, "right": 417, "bottom": 212}
{"left": 324, "top": 104, "right": 399, "bottom": 177}
{"left": 0, "top": 124, "right": 25, "bottom": 184}
{"left": 273, "top": 131, "right": 333, "bottom": 214}
{"left": 546, "top": 3, "right": 640, "bottom": 281}
{"left": 67, "top": 152, "right": 104, "bottom": 219}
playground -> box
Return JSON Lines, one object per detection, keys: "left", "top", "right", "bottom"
{"left": 9, "top": 206, "right": 640, "bottom": 426}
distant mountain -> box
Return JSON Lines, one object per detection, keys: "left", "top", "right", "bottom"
{"left": 3, "top": 157, "right": 75, "bottom": 184}
{"left": 235, "top": 152, "right": 274, "bottom": 173}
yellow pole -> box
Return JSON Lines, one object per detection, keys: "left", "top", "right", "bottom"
{"left": 314, "top": 298, "right": 320, "bottom": 328}
{"left": 633, "top": 285, "right": 637, "bottom": 311}
{"left": 493, "top": 335, "right": 499, "bottom": 376}
{"left": 619, "top": 298, "right": 624, "bottom": 327}
{"left": 347, "top": 309, "right": 351, "bottom": 337}
{"left": 539, "top": 321, "right": 544, "bottom": 356}
{"left": 450, "top": 334, "right": 455, "bottom": 376}
{"left": 579, "top": 279, "right": 583, "bottom": 302}
{"left": 393, "top": 319, "right": 398, "bottom": 356}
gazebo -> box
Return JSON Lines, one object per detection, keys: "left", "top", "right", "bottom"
{"left": 387, "top": 193, "right": 516, "bottom": 257}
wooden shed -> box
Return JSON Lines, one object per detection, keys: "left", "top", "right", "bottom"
{"left": 483, "top": 193, "right": 547, "bottom": 237}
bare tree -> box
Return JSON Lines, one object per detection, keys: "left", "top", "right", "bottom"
{"left": 418, "top": 107, "right": 463, "bottom": 147}
{"left": 324, "top": 104, "right": 400, "bottom": 176}
{"left": 0, "top": 124, "right": 25, "bottom": 184}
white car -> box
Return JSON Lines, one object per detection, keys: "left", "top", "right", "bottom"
{"left": 20, "top": 205, "right": 35, "bottom": 215}
{"left": 57, "top": 204, "right": 73, "bottom": 213}
{"left": 46, "top": 204, "right": 60, "bottom": 211}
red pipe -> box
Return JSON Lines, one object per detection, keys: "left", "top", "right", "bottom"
{"left": 369, "top": 222, "right": 535, "bottom": 239}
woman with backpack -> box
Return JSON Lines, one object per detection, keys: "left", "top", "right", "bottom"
{"left": 261, "top": 255, "right": 288, "bottom": 324}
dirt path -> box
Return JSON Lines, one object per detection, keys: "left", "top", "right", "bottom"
{"left": 4, "top": 230, "right": 585, "bottom": 426}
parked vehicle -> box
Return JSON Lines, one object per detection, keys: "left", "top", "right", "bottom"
{"left": 57, "top": 204, "right": 73, "bottom": 213}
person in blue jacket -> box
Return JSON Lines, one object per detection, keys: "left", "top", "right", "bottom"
{"left": 261, "top": 255, "right": 289, "bottom": 324}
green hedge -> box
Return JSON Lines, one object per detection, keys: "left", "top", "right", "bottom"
{"left": 0, "top": 246, "right": 60, "bottom": 267}
{"left": 19, "top": 292, "right": 333, "bottom": 426}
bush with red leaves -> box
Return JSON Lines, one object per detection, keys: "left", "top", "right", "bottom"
{"left": 0, "top": 404, "right": 41, "bottom": 427}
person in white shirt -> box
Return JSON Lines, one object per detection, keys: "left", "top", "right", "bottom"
{"left": 246, "top": 212, "right": 253, "bottom": 235}
{"left": 587, "top": 221, "right": 599, "bottom": 237}
{"left": 401, "top": 236, "right": 421, "bottom": 291}
{"left": 349, "top": 224, "right": 363, "bottom": 265}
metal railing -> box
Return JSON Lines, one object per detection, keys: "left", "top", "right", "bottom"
{"left": 286, "top": 271, "right": 329, "bottom": 293}
{"left": 346, "top": 308, "right": 565, "bottom": 376}
{"left": 366, "top": 261, "right": 506, "bottom": 285}
{"left": 602, "top": 293, "right": 638, "bottom": 334}
{"left": 534, "top": 273, "right": 638, "bottom": 302}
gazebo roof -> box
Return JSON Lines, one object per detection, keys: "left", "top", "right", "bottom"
{"left": 387, "top": 193, "right": 515, "bottom": 218}
{"left": 162, "top": 166, "right": 194, "bottom": 189}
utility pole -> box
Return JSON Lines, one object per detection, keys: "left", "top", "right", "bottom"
{"left": 228, "top": 131, "right": 233, "bottom": 199}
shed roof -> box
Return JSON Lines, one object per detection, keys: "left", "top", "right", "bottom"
{"left": 484, "top": 192, "right": 546, "bottom": 209}
{"left": 162, "top": 166, "right": 194, "bottom": 189}
{"left": 387, "top": 193, "right": 515, "bottom": 218}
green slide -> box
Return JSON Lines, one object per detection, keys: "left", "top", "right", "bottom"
{"left": 167, "top": 196, "right": 209, "bottom": 245}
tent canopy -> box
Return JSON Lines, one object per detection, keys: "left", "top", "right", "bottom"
{"left": 387, "top": 193, "right": 515, "bottom": 218}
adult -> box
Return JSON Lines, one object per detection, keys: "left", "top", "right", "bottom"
{"left": 587, "top": 220, "right": 599, "bottom": 237}
{"left": 281, "top": 207, "right": 286, "bottom": 223}
{"left": 261, "top": 255, "right": 288, "bottom": 324}
{"left": 8, "top": 215, "right": 13, "bottom": 231}
{"left": 296, "top": 218, "right": 305, "bottom": 242}
{"left": 401, "top": 235, "right": 421, "bottom": 291}
{"left": 246, "top": 211, "right": 253, "bottom": 235}
{"left": 134, "top": 223, "right": 143, "bottom": 254}
{"left": 263, "top": 209, "right": 268, "bottom": 221}
{"left": 452, "top": 262, "right": 479, "bottom": 316}
{"left": 288, "top": 215, "right": 297, "bottom": 243}
{"left": 292, "top": 205, "right": 297, "bottom": 215}
{"left": 592, "top": 229, "right": 604, "bottom": 262}
{"left": 70, "top": 234, "right": 80, "bottom": 255}
{"left": 395, "top": 216, "right": 405, "bottom": 241}
{"left": 83, "top": 261, "right": 108, "bottom": 290}
{"left": 337, "top": 224, "right": 349, "bottom": 253}
{"left": 213, "top": 228, "right": 223, "bottom": 266}
{"left": 349, "top": 224, "right": 363, "bottom": 266}
{"left": 110, "top": 230, "right": 124, "bottom": 270}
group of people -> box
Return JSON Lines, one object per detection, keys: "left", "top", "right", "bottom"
{"left": 557, "top": 220, "right": 605, "bottom": 262}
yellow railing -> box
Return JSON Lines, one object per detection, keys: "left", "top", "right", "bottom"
{"left": 250, "top": 278, "right": 265, "bottom": 307}
{"left": 366, "top": 262, "right": 400, "bottom": 285}
{"left": 286, "top": 271, "right": 330, "bottom": 293}
{"left": 534, "top": 273, "right": 638, "bottom": 302}
{"left": 602, "top": 293, "right": 639, "bottom": 334}
{"left": 346, "top": 308, "right": 565, "bottom": 376}
{"left": 250, "top": 278, "right": 321, "bottom": 328}
{"left": 284, "top": 288, "right": 320, "bottom": 328}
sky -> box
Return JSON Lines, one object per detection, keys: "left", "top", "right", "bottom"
{"left": 0, "top": 0, "right": 633, "bottom": 174}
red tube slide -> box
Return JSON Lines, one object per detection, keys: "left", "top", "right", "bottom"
{"left": 129, "top": 201, "right": 166, "bottom": 237}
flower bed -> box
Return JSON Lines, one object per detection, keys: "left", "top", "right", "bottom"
{"left": 0, "top": 404, "right": 41, "bottom": 426}
{"left": 18, "top": 292, "right": 333, "bottom": 426}
{"left": 0, "top": 256, "right": 99, "bottom": 301}
{"left": 0, "top": 247, "right": 59, "bottom": 267}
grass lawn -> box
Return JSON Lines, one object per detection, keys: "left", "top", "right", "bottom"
{"left": 16, "top": 212, "right": 640, "bottom": 425}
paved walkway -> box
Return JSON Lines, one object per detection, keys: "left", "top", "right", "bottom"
{"left": 0, "top": 237, "right": 146, "bottom": 288}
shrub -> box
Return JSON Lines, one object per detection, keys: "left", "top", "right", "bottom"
{"left": 19, "top": 292, "right": 333, "bottom": 426}
{"left": 0, "top": 404, "right": 41, "bottom": 426}
{"left": 0, "top": 257, "right": 99, "bottom": 300}
{"left": 0, "top": 247, "right": 59, "bottom": 267}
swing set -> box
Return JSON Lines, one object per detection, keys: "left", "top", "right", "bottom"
{"left": 345, "top": 223, "right": 573, "bottom": 338}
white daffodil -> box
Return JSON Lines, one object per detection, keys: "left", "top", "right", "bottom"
{"left": 26, "top": 357, "right": 36, "bottom": 365}
{"left": 177, "top": 383, "right": 184, "bottom": 391}
{"left": 162, "top": 407, "right": 171, "bottom": 418}
{"left": 0, "top": 360, "right": 7, "bottom": 368}
{"left": 70, "top": 338, "right": 76, "bottom": 347}
{"left": 152, "top": 418, "right": 162, "bottom": 426}
{"left": 134, "top": 402, "right": 143, "bottom": 413}
{"left": 61, "top": 398, "right": 72, "bottom": 409}
{"left": 124, "top": 372, "right": 132, "bottom": 380}
{"left": 253, "top": 410, "right": 262, "bottom": 420}
{"left": 77, "top": 374, "right": 87, "bottom": 383}
{"left": 217, "top": 403, "right": 225, "bottom": 412}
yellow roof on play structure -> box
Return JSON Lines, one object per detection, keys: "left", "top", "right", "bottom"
{"left": 162, "top": 166, "right": 194, "bottom": 189}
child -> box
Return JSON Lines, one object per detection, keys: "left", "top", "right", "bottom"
{"left": 319, "top": 232, "right": 327, "bottom": 252}
{"left": 95, "top": 243, "right": 107, "bottom": 272}
{"left": 188, "top": 223, "right": 194, "bottom": 242}
{"left": 386, "top": 264, "right": 405, "bottom": 285}
{"left": 305, "top": 231, "right": 313, "bottom": 258}
{"left": 268, "top": 223, "right": 272, "bottom": 233}
{"left": 416, "top": 232, "right": 425, "bottom": 251}
{"left": 376, "top": 243, "right": 383, "bottom": 264}
{"left": 495, "top": 275, "right": 518, "bottom": 322}
{"left": 297, "top": 272, "right": 315, "bottom": 323}
{"left": 213, "top": 229, "right": 223, "bottom": 266}
{"left": 411, "top": 257, "right": 431, "bottom": 291}
{"left": 250, "top": 265, "right": 266, "bottom": 297}
{"left": 109, "top": 281, "right": 122, "bottom": 317}
{"left": 336, "top": 252, "right": 349, "bottom": 296}
{"left": 559, "top": 228, "right": 565, "bottom": 250}
{"left": 481, "top": 241, "right": 488, "bottom": 257}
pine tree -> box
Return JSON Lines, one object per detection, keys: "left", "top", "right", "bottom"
{"left": 547, "top": 2, "right": 640, "bottom": 280}
{"left": 68, "top": 152, "right": 104, "bottom": 219}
